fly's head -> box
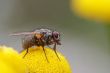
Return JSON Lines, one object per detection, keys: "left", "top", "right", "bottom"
{"left": 52, "top": 31, "right": 61, "bottom": 45}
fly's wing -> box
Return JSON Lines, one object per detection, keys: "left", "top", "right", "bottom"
{"left": 10, "top": 32, "right": 36, "bottom": 36}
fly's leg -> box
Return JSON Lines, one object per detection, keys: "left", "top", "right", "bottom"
{"left": 21, "top": 38, "right": 28, "bottom": 58}
{"left": 23, "top": 48, "right": 29, "bottom": 58}
{"left": 40, "top": 38, "right": 49, "bottom": 63}
{"left": 42, "top": 46, "right": 49, "bottom": 63}
{"left": 53, "top": 43, "right": 61, "bottom": 61}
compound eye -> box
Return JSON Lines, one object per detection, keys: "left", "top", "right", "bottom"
{"left": 55, "top": 34, "right": 58, "bottom": 38}
{"left": 53, "top": 32, "right": 60, "bottom": 39}
{"left": 56, "top": 34, "right": 60, "bottom": 39}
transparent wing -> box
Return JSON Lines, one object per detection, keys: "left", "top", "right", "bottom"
{"left": 10, "top": 32, "right": 36, "bottom": 36}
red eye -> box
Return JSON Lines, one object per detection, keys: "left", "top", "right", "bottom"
{"left": 53, "top": 31, "right": 60, "bottom": 39}
{"left": 55, "top": 34, "right": 58, "bottom": 38}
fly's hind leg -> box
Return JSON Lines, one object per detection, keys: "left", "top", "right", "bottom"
{"left": 53, "top": 43, "right": 61, "bottom": 61}
{"left": 22, "top": 38, "right": 29, "bottom": 58}
{"left": 23, "top": 48, "right": 29, "bottom": 58}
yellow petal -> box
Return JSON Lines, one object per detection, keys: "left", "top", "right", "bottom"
{"left": 0, "top": 60, "right": 15, "bottom": 73}
{"left": 20, "top": 46, "right": 72, "bottom": 73}
{"left": 0, "top": 46, "right": 27, "bottom": 73}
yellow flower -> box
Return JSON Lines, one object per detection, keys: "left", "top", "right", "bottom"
{"left": 0, "top": 60, "right": 15, "bottom": 73}
{"left": 21, "top": 46, "right": 72, "bottom": 73}
{"left": 0, "top": 46, "right": 27, "bottom": 73}
{"left": 71, "top": 0, "right": 110, "bottom": 22}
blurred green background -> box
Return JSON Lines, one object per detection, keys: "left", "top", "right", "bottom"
{"left": 0, "top": 0, "right": 109, "bottom": 73}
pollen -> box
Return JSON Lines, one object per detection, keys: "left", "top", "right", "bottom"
{"left": 20, "top": 46, "right": 72, "bottom": 73}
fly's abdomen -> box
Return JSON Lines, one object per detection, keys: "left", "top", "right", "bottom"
{"left": 22, "top": 35, "right": 35, "bottom": 49}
